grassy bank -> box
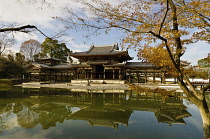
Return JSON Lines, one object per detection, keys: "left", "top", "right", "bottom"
{"left": 0, "top": 79, "right": 13, "bottom": 88}
{"left": 0, "top": 79, "right": 13, "bottom": 85}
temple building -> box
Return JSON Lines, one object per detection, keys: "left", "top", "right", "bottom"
{"left": 70, "top": 44, "right": 133, "bottom": 80}
{"left": 70, "top": 44, "right": 161, "bottom": 82}
{"left": 26, "top": 57, "right": 74, "bottom": 82}
{"left": 26, "top": 43, "right": 190, "bottom": 83}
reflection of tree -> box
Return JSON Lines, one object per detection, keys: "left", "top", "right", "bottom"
{"left": 0, "top": 88, "right": 204, "bottom": 134}
{"left": 0, "top": 102, "right": 16, "bottom": 132}
{"left": 37, "top": 103, "right": 72, "bottom": 129}
{"left": 17, "top": 107, "right": 39, "bottom": 128}
{"left": 191, "top": 96, "right": 210, "bottom": 139}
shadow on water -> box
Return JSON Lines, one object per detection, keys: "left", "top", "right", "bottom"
{"left": 0, "top": 86, "right": 209, "bottom": 139}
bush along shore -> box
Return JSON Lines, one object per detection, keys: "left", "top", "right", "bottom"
{"left": 0, "top": 79, "right": 28, "bottom": 87}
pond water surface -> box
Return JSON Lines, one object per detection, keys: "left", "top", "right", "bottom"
{"left": 0, "top": 86, "right": 209, "bottom": 139}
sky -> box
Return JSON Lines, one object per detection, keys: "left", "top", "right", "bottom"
{"left": 0, "top": 0, "right": 209, "bottom": 65}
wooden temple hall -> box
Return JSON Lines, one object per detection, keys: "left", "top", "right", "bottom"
{"left": 27, "top": 44, "right": 166, "bottom": 83}
{"left": 26, "top": 57, "right": 74, "bottom": 82}
{"left": 70, "top": 44, "right": 162, "bottom": 82}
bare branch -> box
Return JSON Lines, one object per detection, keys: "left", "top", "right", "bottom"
{"left": 0, "top": 25, "right": 49, "bottom": 38}
{"left": 159, "top": 0, "right": 169, "bottom": 35}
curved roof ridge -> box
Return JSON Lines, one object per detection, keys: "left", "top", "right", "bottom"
{"left": 87, "top": 45, "right": 94, "bottom": 53}
{"left": 109, "top": 43, "right": 118, "bottom": 52}
{"left": 113, "top": 43, "right": 119, "bottom": 50}
{"left": 94, "top": 44, "right": 114, "bottom": 47}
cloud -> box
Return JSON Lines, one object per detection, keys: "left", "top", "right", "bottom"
{"left": 68, "top": 41, "right": 89, "bottom": 50}
{"left": 181, "top": 41, "right": 210, "bottom": 65}
{"left": 13, "top": 32, "right": 39, "bottom": 42}
{"left": 4, "top": 32, "right": 40, "bottom": 54}
{"left": 61, "top": 36, "right": 89, "bottom": 51}
{"left": 0, "top": 0, "right": 82, "bottom": 29}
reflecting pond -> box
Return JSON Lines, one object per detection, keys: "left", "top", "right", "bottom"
{"left": 0, "top": 87, "right": 209, "bottom": 139}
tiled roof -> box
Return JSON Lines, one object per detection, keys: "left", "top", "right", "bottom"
{"left": 125, "top": 62, "right": 155, "bottom": 68}
{"left": 87, "top": 44, "right": 118, "bottom": 53}
{"left": 180, "top": 60, "right": 191, "bottom": 66}
{"left": 36, "top": 57, "right": 61, "bottom": 61}
{"left": 70, "top": 50, "right": 128, "bottom": 56}
{"left": 71, "top": 64, "right": 91, "bottom": 68}
{"left": 51, "top": 64, "right": 72, "bottom": 69}
{"left": 87, "top": 61, "right": 108, "bottom": 64}
{"left": 70, "top": 44, "right": 132, "bottom": 59}
{"left": 31, "top": 62, "right": 72, "bottom": 69}
{"left": 32, "top": 62, "right": 51, "bottom": 68}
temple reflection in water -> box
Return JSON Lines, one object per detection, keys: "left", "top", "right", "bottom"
{"left": 0, "top": 87, "right": 191, "bottom": 130}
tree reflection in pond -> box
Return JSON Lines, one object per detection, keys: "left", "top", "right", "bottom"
{"left": 0, "top": 87, "right": 208, "bottom": 138}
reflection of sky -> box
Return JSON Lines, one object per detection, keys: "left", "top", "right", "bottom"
{"left": 0, "top": 112, "right": 19, "bottom": 131}
{"left": 70, "top": 107, "right": 81, "bottom": 114}
{"left": 183, "top": 99, "right": 203, "bottom": 136}
{"left": 127, "top": 110, "right": 203, "bottom": 139}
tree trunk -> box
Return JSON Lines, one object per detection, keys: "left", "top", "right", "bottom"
{"left": 198, "top": 104, "right": 210, "bottom": 139}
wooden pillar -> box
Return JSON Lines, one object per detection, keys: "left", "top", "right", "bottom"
{"left": 163, "top": 72, "right": 166, "bottom": 84}
{"left": 113, "top": 68, "right": 115, "bottom": 79}
{"left": 91, "top": 68, "right": 93, "bottom": 79}
{"left": 50, "top": 70, "right": 51, "bottom": 83}
{"left": 29, "top": 73, "right": 31, "bottom": 81}
{"left": 153, "top": 73, "right": 156, "bottom": 83}
{"left": 104, "top": 68, "right": 106, "bottom": 79}
{"left": 54, "top": 72, "right": 56, "bottom": 82}
{"left": 77, "top": 69, "right": 79, "bottom": 79}
{"left": 144, "top": 70, "right": 147, "bottom": 83}
{"left": 83, "top": 68, "right": 85, "bottom": 79}
{"left": 44, "top": 72, "right": 46, "bottom": 81}
{"left": 61, "top": 72, "right": 63, "bottom": 82}
{"left": 67, "top": 72, "right": 69, "bottom": 81}
{"left": 119, "top": 68, "right": 121, "bottom": 80}
{"left": 137, "top": 70, "right": 139, "bottom": 83}
{"left": 39, "top": 72, "right": 41, "bottom": 82}
{"left": 161, "top": 72, "right": 166, "bottom": 84}
{"left": 174, "top": 77, "right": 177, "bottom": 84}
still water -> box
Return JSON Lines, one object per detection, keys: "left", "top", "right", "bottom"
{"left": 0, "top": 87, "right": 209, "bottom": 139}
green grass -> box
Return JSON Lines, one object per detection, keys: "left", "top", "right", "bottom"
{"left": 0, "top": 79, "right": 13, "bottom": 90}
{"left": 0, "top": 83, "right": 12, "bottom": 88}
{"left": 0, "top": 79, "right": 13, "bottom": 84}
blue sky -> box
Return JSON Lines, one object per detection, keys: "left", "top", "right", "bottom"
{"left": 0, "top": 0, "right": 209, "bottom": 65}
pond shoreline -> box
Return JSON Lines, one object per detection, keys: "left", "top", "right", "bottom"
{"left": 15, "top": 82, "right": 182, "bottom": 91}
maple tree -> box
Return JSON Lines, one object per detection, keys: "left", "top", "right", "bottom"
{"left": 198, "top": 53, "right": 210, "bottom": 68}
{"left": 57, "top": 0, "right": 210, "bottom": 138}
{"left": 57, "top": 0, "right": 210, "bottom": 91}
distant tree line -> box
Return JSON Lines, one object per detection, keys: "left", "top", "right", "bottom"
{"left": 0, "top": 37, "right": 71, "bottom": 79}
{"left": 0, "top": 53, "right": 26, "bottom": 79}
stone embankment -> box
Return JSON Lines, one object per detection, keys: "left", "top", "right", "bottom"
{"left": 16, "top": 82, "right": 182, "bottom": 92}
{"left": 134, "top": 83, "right": 182, "bottom": 91}
{"left": 18, "top": 82, "right": 129, "bottom": 90}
